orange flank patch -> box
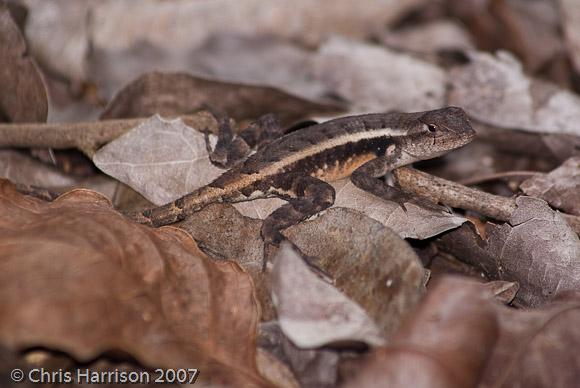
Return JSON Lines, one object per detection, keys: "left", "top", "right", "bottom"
{"left": 312, "top": 152, "right": 376, "bottom": 182}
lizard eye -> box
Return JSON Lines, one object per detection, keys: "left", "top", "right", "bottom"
{"left": 426, "top": 124, "right": 437, "bottom": 133}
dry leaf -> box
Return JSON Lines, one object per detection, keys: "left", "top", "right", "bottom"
{"left": 0, "top": 149, "right": 119, "bottom": 200}
{"left": 332, "top": 180, "right": 466, "bottom": 239}
{"left": 19, "top": 0, "right": 90, "bottom": 81}
{"left": 449, "top": 51, "right": 580, "bottom": 137}
{"left": 342, "top": 276, "right": 498, "bottom": 388}
{"left": 188, "top": 34, "right": 332, "bottom": 103}
{"left": 344, "top": 276, "right": 580, "bottom": 388}
{"left": 0, "top": 2, "right": 48, "bottom": 122}
{"left": 256, "top": 349, "right": 300, "bottom": 388}
{"left": 0, "top": 179, "right": 269, "bottom": 387}
{"left": 309, "top": 38, "right": 446, "bottom": 113}
{"left": 271, "top": 243, "right": 385, "bottom": 348}
{"left": 520, "top": 157, "right": 580, "bottom": 216}
{"left": 483, "top": 280, "right": 519, "bottom": 305}
{"left": 259, "top": 322, "right": 340, "bottom": 388}
{"left": 481, "top": 293, "right": 580, "bottom": 388}
{"left": 0, "top": 149, "right": 77, "bottom": 187}
{"left": 382, "top": 20, "right": 474, "bottom": 56}
{"left": 557, "top": 0, "right": 580, "bottom": 75}
{"left": 101, "top": 71, "right": 340, "bottom": 124}
{"left": 486, "top": 197, "right": 580, "bottom": 306}
{"left": 285, "top": 208, "right": 425, "bottom": 338}
{"left": 182, "top": 204, "right": 425, "bottom": 331}
{"left": 94, "top": 33, "right": 334, "bottom": 105}
{"left": 93, "top": 114, "right": 223, "bottom": 206}
{"left": 437, "top": 198, "right": 580, "bottom": 307}
{"left": 89, "top": 0, "right": 425, "bottom": 51}
{"left": 447, "top": 0, "right": 562, "bottom": 73}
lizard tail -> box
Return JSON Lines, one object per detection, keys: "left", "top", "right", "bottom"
{"left": 128, "top": 185, "right": 227, "bottom": 227}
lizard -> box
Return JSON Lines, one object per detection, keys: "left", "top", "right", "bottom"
{"left": 131, "top": 106, "right": 475, "bottom": 256}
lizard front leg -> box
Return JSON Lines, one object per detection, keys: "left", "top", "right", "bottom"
{"left": 351, "top": 153, "right": 442, "bottom": 211}
{"left": 261, "top": 174, "right": 335, "bottom": 266}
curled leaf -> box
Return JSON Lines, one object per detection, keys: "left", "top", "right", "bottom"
{"left": 101, "top": 72, "right": 340, "bottom": 124}
{"left": 0, "top": 179, "right": 269, "bottom": 386}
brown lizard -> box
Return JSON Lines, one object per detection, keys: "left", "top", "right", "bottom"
{"left": 132, "top": 107, "right": 475, "bottom": 253}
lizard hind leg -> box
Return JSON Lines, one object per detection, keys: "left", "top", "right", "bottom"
{"left": 261, "top": 175, "right": 335, "bottom": 268}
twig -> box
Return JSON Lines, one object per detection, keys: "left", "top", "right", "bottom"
{"left": 0, "top": 112, "right": 218, "bottom": 158}
{"left": 393, "top": 167, "right": 580, "bottom": 235}
{"left": 394, "top": 167, "right": 516, "bottom": 221}
{"left": 460, "top": 171, "right": 542, "bottom": 186}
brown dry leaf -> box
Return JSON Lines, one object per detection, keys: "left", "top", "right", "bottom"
{"left": 0, "top": 2, "right": 48, "bottom": 122}
{"left": 259, "top": 321, "right": 340, "bottom": 388}
{"left": 341, "top": 276, "right": 498, "bottom": 388}
{"left": 486, "top": 197, "right": 580, "bottom": 306}
{"left": 449, "top": 51, "right": 580, "bottom": 137}
{"left": 180, "top": 203, "right": 264, "bottom": 272}
{"left": 437, "top": 197, "right": 580, "bottom": 308}
{"left": 520, "top": 157, "right": 580, "bottom": 216}
{"left": 271, "top": 243, "right": 385, "bottom": 348}
{"left": 343, "top": 277, "right": 580, "bottom": 388}
{"left": 0, "top": 179, "right": 270, "bottom": 387}
{"left": 308, "top": 38, "right": 446, "bottom": 113}
{"left": 101, "top": 72, "right": 340, "bottom": 124}
{"left": 447, "top": 0, "right": 562, "bottom": 73}
{"left": 181, "top": 205, "right": 425, "bottom": 329}
{"left": 285, "top": 208, "right": 425, "bottom": 338}
{"left": 480, "top": 293, "right": 580, "bottom": 388}
{"left": 483, "top": 280, "right": 519, "bottom": 305}
{"left": 0, "top": 149, "right": 119, "bottom": 200}
{"left": 557, "top": 0, "right": 580, "bottom": 75}
{"left": 256, "top": 349, "right": 300, "bottom": 388}
{"left": 0, "top": 149, "right": 77, "bottom": 188}
{"left": 93, "top": 114, "right": 223, "bottom": 206}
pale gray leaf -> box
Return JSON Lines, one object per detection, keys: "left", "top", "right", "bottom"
{"left": 93, "top": 114, "right": 222, "bottom": 205}
{"left": 308, "top": 37, "right": 446, "bottom": 113}
{"left": 271, "top": 242, "right": 385, "bottom": 348}
{"left": 382, "top": 19, "right": 474, "bottom": 55}
{"left": 449, "top": 51, "right": 580, "bottom": 136}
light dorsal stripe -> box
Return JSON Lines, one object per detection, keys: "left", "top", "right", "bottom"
{"left": 203, "top": 127, "right": 403, "bottom": 199}
{"left": 263, "top": 127, "right": 401, "bottom": 176}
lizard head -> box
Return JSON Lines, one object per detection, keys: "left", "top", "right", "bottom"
{"left": 402, "top": 106, "right": 475, "bottom": 160}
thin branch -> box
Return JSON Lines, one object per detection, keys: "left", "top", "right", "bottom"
{"left": 393, "top": 167, "right": 580, "bottom": 235}
{"left": 0, "top": 112, "right": 218, "bottom": 158}
{"left": 460, "top": 171, "right": 542, "bottom": 186}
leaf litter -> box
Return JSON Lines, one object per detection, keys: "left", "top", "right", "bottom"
{"left": 2, "top": 0, "right": 580, "bottom": 386}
